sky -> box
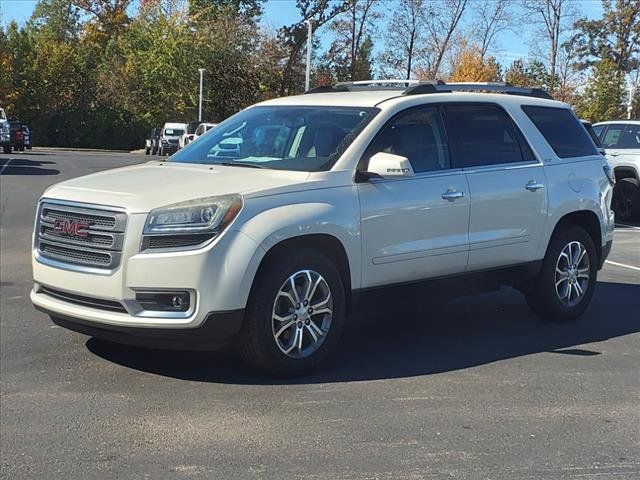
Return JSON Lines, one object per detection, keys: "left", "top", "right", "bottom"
{"left": 1, "top": 0, "right": 605, "bottom": 67}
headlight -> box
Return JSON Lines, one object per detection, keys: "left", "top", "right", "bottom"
{"left": 144, "top": 194, "right": 243, "bottom": 235}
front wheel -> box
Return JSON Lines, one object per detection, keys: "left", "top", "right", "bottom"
{"left": 525, "top": 226, "right": 597, "bottom": 322}
{"left": 237, "top": 248, "right": 346, "bottom": 377}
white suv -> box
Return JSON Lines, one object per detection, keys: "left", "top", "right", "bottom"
{"left": 31, "top": 81, "right": 615, "bottom": 377}
{"left": 592, "top": 121, "right": 640, "bottom": 222}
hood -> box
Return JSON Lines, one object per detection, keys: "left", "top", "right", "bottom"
{"left": 43, "top": 161, "right": 310, "bottom": 213}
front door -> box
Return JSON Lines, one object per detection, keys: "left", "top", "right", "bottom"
{"left": 357, "top": 105, "right": 470, "bottom": 288}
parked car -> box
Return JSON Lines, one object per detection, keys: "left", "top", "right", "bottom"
{"left": 31, "top": 80, "right": 615, "bottom": 377}
{"left": 192, "top": 122, "right": 217, "bottom": 142}
{"left": 179, "top": 121, "right": 201, "bottom": 149}
{"left": 22, "top": 125, "right": 32, "bottom": 150}
{"left": 9, "top": 120, "right": 25, "bottom": 151}
{"left": 145, "top": 127, "right": 161, "bottom": 155}
{"left": 158, "top": 122, "right": 186, "bottom": 156}
{"left": 593, "top": 120, "right": 640, "bottom": 221}
{"left": 0, "top": 108, "right": 11, "bottom": 154}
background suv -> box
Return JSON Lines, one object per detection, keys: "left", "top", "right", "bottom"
{"left": 158, "top": 122, "right": 185, "bottom": 156}
{"left": 31, "top": 81, "right": 614, "bottom": 377}
{"left": 593, "top": 120, "right": 640, "bottom": 222}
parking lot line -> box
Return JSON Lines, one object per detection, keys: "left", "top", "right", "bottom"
{"left": 615, "top": 223, "right": 640, "bottom": 231}
{"left": 0, "top": 158, "right": 12, "bottom": 175}
{"left": 605, "top": 260, "right": 640, "bottom": 271}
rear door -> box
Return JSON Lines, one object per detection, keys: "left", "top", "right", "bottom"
{"left": 443, "top": 103, "right": 547, "bottom": 271}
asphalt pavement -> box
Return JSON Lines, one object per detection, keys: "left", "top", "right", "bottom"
{"left": 1, "top": 150, "right": 639, "bottom": 479}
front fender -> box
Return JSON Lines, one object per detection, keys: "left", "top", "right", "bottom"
{"left": 234, "top": 187, "right": 361, "bottom": 303}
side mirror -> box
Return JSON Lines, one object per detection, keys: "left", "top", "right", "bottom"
{"left": 365, "top": 152, "right": 415, "bottom": 179}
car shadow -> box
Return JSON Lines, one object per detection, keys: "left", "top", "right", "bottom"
{"left": 86, "top": 281, "right": 640, "bottom": 385}
{"left": 0, "top": 158, "right": 59, "bottom": 175}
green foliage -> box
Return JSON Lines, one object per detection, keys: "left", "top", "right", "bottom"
{"left": 576, "top": 58, "right": 626, "bottom": 122}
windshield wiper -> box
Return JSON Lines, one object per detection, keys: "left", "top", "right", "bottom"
{"left": 219, "top": 161, "right": 266, "bottom": 169}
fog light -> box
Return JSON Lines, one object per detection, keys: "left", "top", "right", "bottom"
{"left": 135, "top": 291, "right": 190, "bottom": 312}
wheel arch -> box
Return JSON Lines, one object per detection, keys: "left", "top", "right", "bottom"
{"left": 251, "top": 234, "right": 353, "bottom": 313}
{"left": 548, "top": 210, "right": 603, "bottom": 264}
{"left": 613, "top": 166, "right": 639, "bottom": 182}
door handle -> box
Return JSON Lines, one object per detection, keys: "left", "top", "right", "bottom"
{"left": 525, "top": 181, "right": 545, "bottom": 192}
{"left": 441, "top": 189, "right": 465, "bottom": 201}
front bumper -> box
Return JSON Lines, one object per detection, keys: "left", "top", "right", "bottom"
{"left": 37, "top": 305, "right": 243, "bottom": 350}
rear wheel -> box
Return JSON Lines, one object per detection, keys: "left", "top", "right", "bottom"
{"left": 525, "top": 226, "right": 597, "bottom": 322}
{"left": 2, "top": 145, "right": 10, "bottom": 154}
{"left": 612, "top": 177, "right": 640, "bottom": 222}
{"left": 145, "top": 147, "right": 150, "bottom": 155}
{"left": 237, "top": 248, "right": 346, "bottom": 377}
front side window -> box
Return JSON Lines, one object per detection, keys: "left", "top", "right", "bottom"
{"left": 522, "top": 106, "right": 597, "bottom": 158}
{"left": 170, "top": 106, "right": 378, "bottom": 172}
{"left": 365, "top": 106, "right": 450, "bottom": 173}
{"left": 601, "top": 124, "right": 640, "bottom": 149}
{"left": 444, "top": 104, "right": 525, "bottom": 167}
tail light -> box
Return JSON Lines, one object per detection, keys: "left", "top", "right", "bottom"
{"left": 603, "top": 164, "right": 615, "bottom": 187}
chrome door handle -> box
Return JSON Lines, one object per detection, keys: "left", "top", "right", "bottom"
{"left": 441, "top": 189, "right": 465, "bottom": 201}
{"left": 525, "top": 181, "right": 545, "bottom": 192}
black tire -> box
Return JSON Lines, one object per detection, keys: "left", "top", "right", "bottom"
{"left": 525, "top": 225, "right": 597, "bottom": 323}
{"left": 237, "top": 248, "right": 346, "bottom": 377}
{"left": 2, "top": 145, "right": 10, "bottom": 154}
{"left": 612, "top": 177, "right": 640, "bottom": 222}
{"left": 145, "top": 147, "right": 150, "bottom": 155}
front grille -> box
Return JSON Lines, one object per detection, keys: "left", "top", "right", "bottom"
{"left": 40, "top": 285, "right": 127, "bottom": 313}
{"left": 36, "top": 201, "right": 127, "bottom": 271}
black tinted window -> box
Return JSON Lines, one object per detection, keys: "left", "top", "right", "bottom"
{"left": 367, "top": 106, "right": 450, "bottom": 173}
{"left": 522, "top": 106, "right": 597, "bottom": 158}
{"left": 444, "top": 104, "right": 524, "bottom": 167}
{"left": 601, "top": 124, "right": 640, "bottom": 149}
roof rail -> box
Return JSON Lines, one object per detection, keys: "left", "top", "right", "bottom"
{"left": 305, "top": 79, "right": 552, "bottom": 99}
{"left": 435, "top": 82, "right": 552, "bottom": 99}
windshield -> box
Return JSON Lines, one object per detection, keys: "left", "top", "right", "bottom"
{"left": 164, "top": 129, "right": 184, "bottom": 136}
{"left": 169, "top": 106, "right": 378, "bottom": 172}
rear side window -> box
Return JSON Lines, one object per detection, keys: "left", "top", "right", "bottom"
{"left": 601, "top": 124, "right": 640, "bottom": 149}
{"left": 443, "top": 104, "right": 525, "bottom": 167}
{"left": 522, "top": 106, "right": 597, "bottom": 158}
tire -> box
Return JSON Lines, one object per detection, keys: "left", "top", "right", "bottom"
{"left": 237, "top": 247, "right": 346, "bottom": 377}
{"left": 612, "top": 178, "right": 640, "bottom": 222}
{"left": 145, "top": 147, "right": 150, "bottom": 155}
{"left": 525, "top": 225, "right": 597, "bottom": 323}
{"left": 2, "top": 145, "right": 10, "bottom": 154}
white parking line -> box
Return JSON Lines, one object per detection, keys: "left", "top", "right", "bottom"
{"left": 615, "top": 223, "right": 640, "bottom": 231}
{"left": 605, "top": 260, "right": 640, "bottom": 272}
{"left": 0, "top": 158, "right": 12, "bottom": 175}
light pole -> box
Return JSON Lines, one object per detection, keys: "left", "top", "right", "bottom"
{"left": 304, "top": 20, "right": 313, "bottom": 91}
{"left": 198, "top": 68, "right": 205, "bottom": 121}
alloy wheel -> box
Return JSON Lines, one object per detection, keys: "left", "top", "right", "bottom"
{"left": 271, "top": 269, "right": 333, "bottom": 359}
{"left": 555, "top": 241, "right": 590, "bottom": 307}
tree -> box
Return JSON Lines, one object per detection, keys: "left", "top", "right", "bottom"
{"left": 417, "top": 0, "right": 469, "bottom": 78}
{"left": 522, "top": 0, "right": 576, "bottom": 95}
{"left": 470, "top": 0, "right": 514, "bottom": 59}
{"left": 378, "top": 0, "right": 425, "bottom": 79}
{"left": 576, "top": 58, "right": 626, "bottom": 122}
{"left": 448, "top": 41, "right": 501, "bottom": 82}
{"left": 574, "top": 0, "right": 640, "bottom": 73}
{"left": 276, "top": 0, "right": 349, "bottom": 94}
{"left": 326, "top": 0, "right": 379, "bottom": 81}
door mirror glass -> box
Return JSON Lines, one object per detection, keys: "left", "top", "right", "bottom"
{"left": 366, "top": 152, "right": 415, "bottom": 178}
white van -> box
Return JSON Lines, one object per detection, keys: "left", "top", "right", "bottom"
{"left": 158, "top": 122, "right": 187, "bottom": 156}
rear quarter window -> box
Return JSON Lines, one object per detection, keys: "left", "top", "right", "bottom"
{"left": 522, "top": 106, "right": 597, "bottom": 158}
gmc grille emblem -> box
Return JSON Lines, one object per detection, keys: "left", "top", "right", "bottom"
{"left": 53, "top": 219, "right": 90, "bottom": 238}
